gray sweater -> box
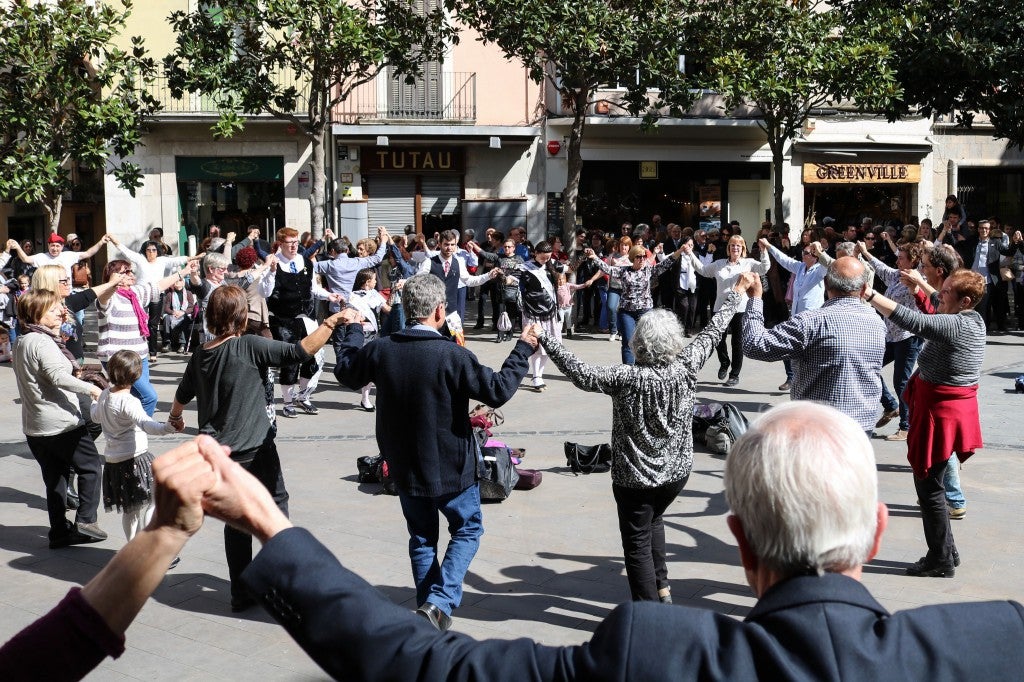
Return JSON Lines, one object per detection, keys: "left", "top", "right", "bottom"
{"left": 14, "top": 332, "right": 96, "bottom": 437}
{"left": 888, "top": 305, "right": 986, "bottom": 386}
{"left": 539, "top": 292, "right": 741, "bottom": 488}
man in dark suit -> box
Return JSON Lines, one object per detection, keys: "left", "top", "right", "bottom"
{"left": 332, "top": 273, "right": 535, "bottom": 631}
{"left": 657, "top": 223, "right": 684, "bottom": 309}
{"left": 193, "top": 401, "right": 1024, "bottom": 680}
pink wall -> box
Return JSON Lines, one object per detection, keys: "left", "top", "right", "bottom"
{"left": 450, "top": 26, "right": 542, "bottom": 127}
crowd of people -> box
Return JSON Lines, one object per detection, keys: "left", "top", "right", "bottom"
{"left": 0, "top": 204, "right": 1021, "bottom": 678}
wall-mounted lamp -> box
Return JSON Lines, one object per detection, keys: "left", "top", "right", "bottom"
{"left": 489, "top": 136, "right": 501, "bottom": 149}
{"left": 376, "top": 136, "right": 389, "bottom": 147}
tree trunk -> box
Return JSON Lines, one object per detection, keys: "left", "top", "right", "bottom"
{"left": 43, "top": 191, "right": 62, "bottom": 234}
{"left": 308, "top": 124, "right": 326, "bottom": 239}
{"left": 768, "top": 133, "right": 786, "bottom": 236}
{"left": 561, "top": 87, "right": 590, "bottom": 248}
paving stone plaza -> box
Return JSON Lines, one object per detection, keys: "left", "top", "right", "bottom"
{"left": 1, "top": 325, "right": 1022, "bottom": 680}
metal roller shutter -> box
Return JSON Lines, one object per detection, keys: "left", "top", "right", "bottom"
{"left": 366, "top": 176, "right": 416, "bottom": 232}
{"left": 421, "top": 175, "right": 461, "bottom": 216}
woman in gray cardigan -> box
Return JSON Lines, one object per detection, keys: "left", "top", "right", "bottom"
{"left": 535, "top": 282, "right": 745, "bottom": 603}
{"left": 13, "top": 289, "right": 105, "bottom": 548}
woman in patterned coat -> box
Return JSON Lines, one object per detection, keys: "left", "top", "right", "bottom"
{"left": 533, "top": 282, "right": 745, "bottom": 603}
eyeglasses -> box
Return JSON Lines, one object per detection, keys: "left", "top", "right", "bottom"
{"left": 282, "top": 240, "right": 299, "bottom": 245}
{"left": 631, "top": 255, "right": 645, "bottom": 261}
{"left": 210, "top": 266, "right": 227, "bottom": 272}
{"left": 802, "top": 250, "right": 815, "bottom": 256}
{"left": 58, "top": 278, "right": 70, "bottom": 285}
{"left": 863, "top": 236, "right": 876, "bottom": 241}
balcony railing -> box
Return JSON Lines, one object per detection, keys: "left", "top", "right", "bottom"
{"left": 145, "top": 73, "right": 306, "bottom": 116}
{"left": 335, "top": 71, "right": 476, "bottom": 123}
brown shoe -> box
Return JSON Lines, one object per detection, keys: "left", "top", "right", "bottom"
{"left": 885, "top": 430, "right": 908, "bottom": 442}
{"left": 875, "top": 408, "right": 899, "bottom": 429}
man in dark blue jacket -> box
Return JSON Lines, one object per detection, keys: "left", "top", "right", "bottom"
{"left": 332, "top": 272, "right": 535, "bottom": 631}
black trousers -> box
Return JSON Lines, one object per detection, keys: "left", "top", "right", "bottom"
{"left": 146, "top": 296, "right": 164, "bottom": 355}
{"left": 270, "top": 316, "right": 317, "bottom": 386}
{"left": 913, "top": 461, "right": 956, "bottom": 565}
{"left": 612, "top": 476, "right": 688, "bottom": 601}
{"left": 716, "top": 313, "right": 744, "bottom": 378}
{"left": 673, "top": 289, "right": 697, "bottom": 333}
{"left": 225, "top": 439, "right": 290, "bottom": 599}
{"left": 26, "top": 425, "right": 102, "bottom": 539}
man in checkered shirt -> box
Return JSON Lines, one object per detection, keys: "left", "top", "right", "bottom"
{"left": 738, "top": 257, "right": 886, "bottom": 433}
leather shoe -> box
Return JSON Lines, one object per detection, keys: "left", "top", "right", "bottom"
{"left": 724, "top": 376, "right": 739, "bottom": 387}
{"left": 415, "top": 602, "right": 452, "bottom": 631}
{"left": 905, "top": 556, "right": 955, "bottom": 578}
{"left": 717, "top": 363, "right": 729, "bottom": 381}
{"left": 777, "top": 381, "right": 791, "bottom": 391}
{"left": 875, "top": 408, "right": 899, "bottom": 429}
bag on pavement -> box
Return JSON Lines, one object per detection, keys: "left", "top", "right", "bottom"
{"left": 564, "top": 441, "right": 612, "bottom": 474}
{"left": 479, "top": 446, "right": 519, "bottom": 501}
{"left": 703, "top": 403, "right": 750, "bottom": 455}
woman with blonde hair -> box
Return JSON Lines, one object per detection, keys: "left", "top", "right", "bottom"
{"left": 685, "top": 235, "right": 771, "bottom": 386}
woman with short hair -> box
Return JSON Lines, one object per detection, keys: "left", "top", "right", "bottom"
{"left": 533, "top": 281, "right": 745, "bottom": 602}
{"left": 13, "top": 289, "right": 106, "bottom": 548}
{"left": 863, "top": 269, "right": 987, "bottom": 577}
{"left": 169, "top": 285, "right": 350, "bottom": 612}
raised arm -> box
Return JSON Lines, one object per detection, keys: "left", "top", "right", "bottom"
{"left": 536, "top": 326, "right": 629, "bottom": 395}
{"left": 79, "top": 235, "right": 108, "bottom": 259}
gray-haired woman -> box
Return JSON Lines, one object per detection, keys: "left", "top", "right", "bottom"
{"left": 533, "top": 281, "right": 745, "bottom": 603}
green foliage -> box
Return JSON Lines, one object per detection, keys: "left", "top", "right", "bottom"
{"left": 164, "top": 0, "right": 455, "bottom": 233}
{"left": 689, "top": 0, "right": 902, "bottom": 226}
{"left": 164, "top": 0, "right": 455, "bottom": 131}
{"left": 454, "top": 0, "right": 692, "bottom": 116}
{"left": 452, "top": 0, "right": 695, "bottom": 239}
{"left": 837, "top": 0, "right": 1024, "bottom": 148}
{"left": 0, "top": 0, "right": 160, "bottom": 228}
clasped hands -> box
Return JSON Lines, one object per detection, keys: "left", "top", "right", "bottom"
{"left": 151, "top": 436, "right": 291, "bottom": 545}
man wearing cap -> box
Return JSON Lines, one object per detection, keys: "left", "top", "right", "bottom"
{"left": 8, "top": 233, "right": 107, "bottom": 281}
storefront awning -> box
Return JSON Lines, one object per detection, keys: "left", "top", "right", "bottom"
{"left": 794, "top": 134, "right": 932, "bottom": 155}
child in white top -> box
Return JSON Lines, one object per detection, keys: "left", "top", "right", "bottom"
{"left": 348, "top": 268, "right": 390, "bottom": 411}
{"left": 90, "top": 350, "right": 176, "bottom": 542}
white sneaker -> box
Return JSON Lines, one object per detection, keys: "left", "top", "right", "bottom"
{"left": 531, "top": 376, "right": 546, "bottom": 392}
{"left": 608, "top": 333, "right": 617, "bottom": 342}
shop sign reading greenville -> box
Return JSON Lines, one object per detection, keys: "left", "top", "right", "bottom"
{"left": 362, "top": 147, "right": 465, "bottom": 172}
{"left": 803, "top": 163, "right": 921, "bottom": 184}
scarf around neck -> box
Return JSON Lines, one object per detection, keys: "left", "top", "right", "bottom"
{"left": 117, "top": 287, "right": 150, "bottom": 338}
{"left": 23, "top": 323, "right": 77, "bottom": 372}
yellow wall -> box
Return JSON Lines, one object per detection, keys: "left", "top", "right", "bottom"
{"left": 114, "top": 1, "right": 181, "bottom": 55}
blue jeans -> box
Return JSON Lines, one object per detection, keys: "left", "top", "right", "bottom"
{"left": 104, "top": 356, "right": 157, "bottom": 416}
{"left": 605, "top": 289, "right": 621, "bottom": 334}
{"left": 594, "top": 287, "right": 608, "bottom": 329}
{"left": 398, "top": 483, "right": 483, "bottom": 615}
{"left": 618, "top": 309, "right": 647, "bottom": 365}
{"left": 879, "top": 336, "right": 922, "bottom": 431}
{"left": 944, "top": 454, "right": 966, "bottom": 508}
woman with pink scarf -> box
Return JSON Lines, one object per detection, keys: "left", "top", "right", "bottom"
{"left": 96, "top": 259, "right": 189, "bottom": 415}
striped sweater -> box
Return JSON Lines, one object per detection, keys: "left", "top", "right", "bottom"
{"left": 95, "top": 284, "right": 159, "bottom": 361}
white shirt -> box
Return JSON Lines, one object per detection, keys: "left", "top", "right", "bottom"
{"left": 116, "top": 245, "right": 189, "bottom": 286}
{"left": 258, "top": 252, "right": 333, "bottom": 301}
{"left": 90, "top": 389, "right": 175, "bottom": 463}
{"left": 416, "top": 253, "right": 492, "bottom": 289}
{"left": 30, "top": 251, "right": 81, "bottom": 279}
